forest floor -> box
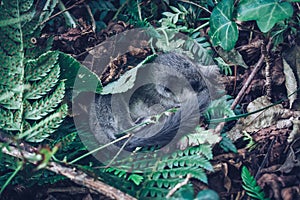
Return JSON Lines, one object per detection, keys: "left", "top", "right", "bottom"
{"left": 47, "top": 20, "right": 300, "bottom": 200}
{"left": 2, "top": 2, "right": 300, "bottom": 200}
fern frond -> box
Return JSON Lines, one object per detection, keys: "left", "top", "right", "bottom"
{"left": 25, "top": 51, "right": 59, "bottom": 81}
{"left": 25, "top": 63, "right": 60, "bottom": 100}
{"left": 0, "top": 0, "right": 65, "bottom": 142}
{"left": 25, "top": 81, "right": 65, "bottom": 120}
{"left": 0, "top": 109, "right": 22, "bottom": 131}
{"left": 104, "top": 144, "right": 213, "bottom": 198}
{"left": 204, "top": 95, "right": 235, "bottom": 121}
{"left": 241, "top": 166, "right": 269, "bottom": 200}
{"left": 19, "top": 104, "right": 68, "bottom": 142}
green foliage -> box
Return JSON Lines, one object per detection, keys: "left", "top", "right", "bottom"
{"left": 241, "top": 166, "right": 269, "bottom": 200}
{"left": 209, "top": 0, "right": 238, "bottom": 51}
{"left": 104, "top": 145, "right": 214, "bottom": 198}
{"left": 242, "top": 131, "right": 257, "bottom": 151}
{"left": 237, "top": 0, "right": 294, "bottom": 33}
{"left": 168, "top": 184, "right": 195, "bottom": 200}
{"left": 204, "top": 95, "right": 236, "bottom": 123}
{"left": 0, "top": 155, "right": 23, "bottom": 190}
{"left": 116, "top": 0, "right": 143, "bottom": 24}
{"left": 113, "top": 0, "right": 170, "bottom": 26}
{"left": 33, "top": 170, "right": 66, "bottom": 186}
{"left": 88, "top": 0, "right": 117, "bottom": 31}
{"left": 220, "top": 133, "right": 237, "bottom": 153}
{"left": 0, "top": 0, "right": 66, "bottom": 142}
{"left": 204, "top": 96, "right": 237, "bottom": 152}
{"left": 214, "top": 57, "right": 232, "bottom": 76}
{"left": 0, "top": 0, "right": 83, "bottom": 192}
{"left": 3, "top": 0, "right": 296, "bottom": 198}
{"left": 180, "top": 126, "right": 221, "bottom": 149}
{"left": 209, "top": 0, "right": 295, "bottom": 50}
{"left": 168, "top": 185, "right": 220, "bottom": 200}
{"left": 58, "top": 52, "right": 102, "bottom": 97}
{"left": 156, "top": 3, "right": 212, "bottom": 51}
{"left": 105, "top": 167, "right": 144, "bottom": 185}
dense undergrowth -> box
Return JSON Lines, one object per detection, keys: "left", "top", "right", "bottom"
{"left": 0, "top": 0, "right": 299, "bottom": 199}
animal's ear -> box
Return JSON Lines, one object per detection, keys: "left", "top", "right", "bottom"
{"left": 197, "top": 64, "right": 225, "bottom": 100}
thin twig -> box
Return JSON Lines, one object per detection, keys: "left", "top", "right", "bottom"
{"left": 105, "top": 133, "right": 133, "bottom": 168}
{"left": 231, "top": 39, "right": 272, "bottom": 110}
{"left": 113, "top": 0, "right": 129, "bottom": 21}
{"left": 262, "top": 39, "right": 272, "bottom": 98}
{"left": 166, "top": 174, "right": 192, "bottom": 198}
{"left": 214, "top": 40, "right": 273, "bottom": 134}
{"left": 213, "top": 56, "right": 264, "bottom": 134}
{"left": 230, "top": 55, "right": 265, "bottom": 110}
{"left": 69, "top": 133, "right": 131, "bottom": 164}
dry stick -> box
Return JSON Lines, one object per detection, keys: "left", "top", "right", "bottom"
{"left": 262, "top": 39, "right": 272, "bottom": 98}
{"left": 1, "top": 144, "right": 136, "bottom": 200}
{"left": 214, "top": 56, "right": 265, "bottom": 134}
{"left": 230, "top": 55, "right": 265, "bottom": 110}
{"left": 231, "top": 38, "right": 272, "bottom": 110}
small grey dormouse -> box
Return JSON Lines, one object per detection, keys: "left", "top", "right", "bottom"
{"left": 89, "top": 53, "right": 216, "bottom": 152}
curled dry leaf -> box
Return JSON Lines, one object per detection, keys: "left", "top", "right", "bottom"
{"left": 227, "top": 96, "right": 291, "bottom": 141}
{"left": 283, "top": 59, "right": 298, "bottom": 109}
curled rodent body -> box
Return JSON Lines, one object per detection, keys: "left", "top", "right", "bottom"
{"left": 89, "top": 52, "right": 215, "bottom": 152}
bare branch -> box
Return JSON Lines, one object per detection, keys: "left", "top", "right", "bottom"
{"left": 0, "top": 135, "right": 136, "bottom": 200}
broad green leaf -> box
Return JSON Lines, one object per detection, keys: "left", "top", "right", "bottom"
{"left": 58, "top": 52, "right": 102, "bottom": 96}
{"left": 237, "top": 0, "right": 294, "bottom": 33}
{"left": 209, "top": 0, "right": 238, "bottom": 51}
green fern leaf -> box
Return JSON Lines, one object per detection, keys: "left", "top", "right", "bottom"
{"left": 104, "top": 144, "right": 213, "bottom": 198}
{"left": 0, "top": 109, "right": 14, "bottom": 129}
{"left": 25, "top": 51, "right": 59, "bottom": 81}
{"left": 25, "top": 81, "right": 65, "bottom": 120}
{"left": 0, "top": 0, "right": 65, "bottom": 140}
{"left": 241, "top": 166, "right": 269, "bottom": 200}
{"left": 0, "top": 0, "right": 67, "bottom": 140}
{"left": 19, "top": 104, "right": 68, "bottom": 142}
{"left": 25, "top": 63, "right": 60, "bottom": 100}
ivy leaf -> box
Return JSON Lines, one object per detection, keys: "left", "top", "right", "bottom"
{"left": 209, "top": 0, "right": 238, "bottom": 51}
{"left": 237, "top": 0, "right": 294, "bottom": 33}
